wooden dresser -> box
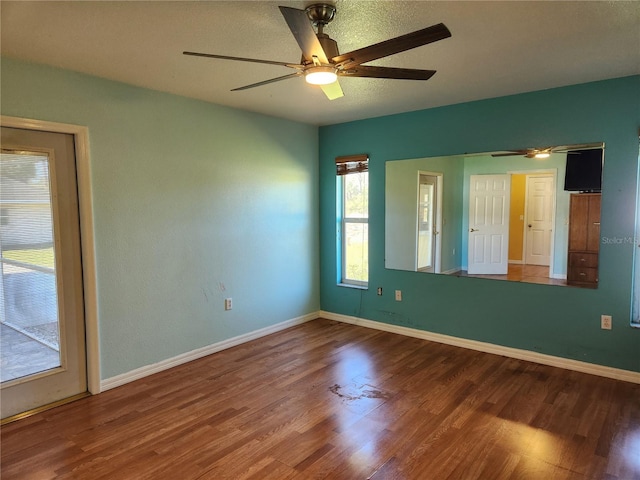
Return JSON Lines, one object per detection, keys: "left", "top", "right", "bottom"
{"left": 567, "top": 193, "right": 601, "bottom": 288}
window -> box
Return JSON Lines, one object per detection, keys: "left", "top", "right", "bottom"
{"left": 337, "top": 154, "right": 369, "bottom": 287}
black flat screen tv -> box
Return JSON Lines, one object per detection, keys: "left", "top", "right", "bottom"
{"left": 563, "top": 148, "right": 603, "bottom": 192}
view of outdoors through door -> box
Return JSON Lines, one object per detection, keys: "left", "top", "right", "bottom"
{"left": 0, "top": 151, "right": 61, "bottom": 382}
{"left": 1, "top": 126, "right": 87, "bottom": 420}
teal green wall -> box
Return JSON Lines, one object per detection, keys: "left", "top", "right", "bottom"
{"left": 3, "top": 56, "right": 637, "bottom": 377}
{"left": 320, "top": 76, "right": 640, "bottom": 372}
{"left": 1, "top": 58, "right": 320, "bottom": 379}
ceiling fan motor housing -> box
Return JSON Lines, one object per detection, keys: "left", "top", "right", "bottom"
{"left": 318, "top": 34, "right": 339, "bottom": 59}
{"left": 305, "top": 4, "right": 336, "bottom": 28}
{"left": 305, "top": 4, "right": 339, "bottom": 60}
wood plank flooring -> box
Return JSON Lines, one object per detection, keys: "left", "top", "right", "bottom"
{"left": 455, "top": 264, "right": 567, "bottom": 287}
{"left": 2, "top": 318, "right": 639, "bottom": 479}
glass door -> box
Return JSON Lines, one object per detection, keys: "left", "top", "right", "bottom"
{"left": 1, "top": 127, "right": 87, "bottom": 420}
{"left": 1, "top": 151, "right": 62, "bottom": 380}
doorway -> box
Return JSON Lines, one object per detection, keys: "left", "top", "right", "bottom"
{"left": 467, "top": 172, "right": 557, "bottom": 278}
{"left": 416, "top": 172, "right": 442, "bottom": 273}
{"left": 467, "top": 174, "right": 511, "bottom": 275}
{"left": 1, "top": 120, "right": 97, "bottom": 420}
{"left": 508, "top": 172, "right": 556, "bottom": 278}
{"left": 523, "top": 174, "right": 555, "bottom": 267}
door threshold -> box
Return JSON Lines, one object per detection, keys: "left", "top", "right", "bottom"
{"left": 1, "top": 392, "right": 90, "bottom": 425}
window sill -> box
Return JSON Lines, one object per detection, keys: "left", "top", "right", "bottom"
{"left": 337, "top": 283, "right": 368, "bottom": 291}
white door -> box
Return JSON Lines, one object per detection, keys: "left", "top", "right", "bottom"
{"left": 524, "top": 175, "right": 554, "bottom": 266}
{"left": 468, "top": 174, "right": 510, "bottom": 274}
{"left": 417, "top": 174, "right": 437, "bottom": 272}
{"left": 1, "top": 127, "right": 87, "bottom": 420}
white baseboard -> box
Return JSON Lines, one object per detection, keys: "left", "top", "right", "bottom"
{"left": 100, "top": 310, "right": 640, "bottom": 392}
{"left": 320, "top": 310, "right": 640, "bottom": 384}
{"left": 100, "top": 312, "right": 317, "bottom": 391}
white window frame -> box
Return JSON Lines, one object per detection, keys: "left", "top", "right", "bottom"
{"left": 337, "top": 154, "right": 369, "bottom": 288}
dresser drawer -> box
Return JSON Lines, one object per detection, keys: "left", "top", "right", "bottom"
{"left": 569, "top": 252, "right": 598, "bottom": 268}
{"left": 568, "top": 266, "right": 598, "bottom": 284}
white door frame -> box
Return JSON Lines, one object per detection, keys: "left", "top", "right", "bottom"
{"left": 416, "top": 171, "right": 443, "bottom": 273}
{"left": 2, "top": 115, "right": 100, "bottom": 395}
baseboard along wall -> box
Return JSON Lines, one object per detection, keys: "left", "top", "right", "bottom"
{"left": 100, "top": 312, "right": 317, "bottom": 392}
{"left": 320, "top": 311, "right": 640, "bottom": 385}
{"left": 100, "top": 310, "right": 640, "bottom": 392}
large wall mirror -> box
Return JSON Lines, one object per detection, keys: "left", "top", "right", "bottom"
{"left": 385, "top": 143, "right": 604, "bottom": 288}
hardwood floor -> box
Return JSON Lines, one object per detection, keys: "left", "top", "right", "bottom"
{"left": 455, "top": 264, "right": 567, "bottom": 287}
{"left": 2, "top": 318, "right": 639, "bottom": 479}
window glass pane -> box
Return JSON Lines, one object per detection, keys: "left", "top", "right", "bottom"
{"left": 344, "top": 222, "right": 369, "bottom": 282}
{"left": 344, "top": 172, "right": 369, "bottom": 218}
{"left": 0, "top": 153, "right": 61, "bottom": 382}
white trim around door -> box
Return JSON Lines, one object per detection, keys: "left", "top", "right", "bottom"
{"left": 1, "top": 115, "right": 100, "bottom": 394}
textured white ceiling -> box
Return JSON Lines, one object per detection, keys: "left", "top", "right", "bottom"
{"left": 1, "top": 1, "right": 639, "bottom": 125}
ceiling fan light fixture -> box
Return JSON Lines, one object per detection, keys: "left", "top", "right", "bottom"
{"left": 305, "top": 66, "right": 338, "bottom": 85}
{"left": 535, "top": 152, "right": 551, "bottom": 159}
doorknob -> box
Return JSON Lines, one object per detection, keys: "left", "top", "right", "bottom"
{"left": 528, "top": 224, "right": 532, "bottom": 228}
{"left": 470, "top": 228, "right": 479, "bottom": 232}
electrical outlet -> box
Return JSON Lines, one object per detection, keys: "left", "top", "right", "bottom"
{"left": 601, "top": 314, "right": 612, "bottom": 330}
{"left": 395, "top": 290, "right": 402, "bottom": 301}
{"left": 224, "top": 298, "right": 232, "bottom": 311}
{"left": 377, "top": 287, "right": 383, "bottom": 296}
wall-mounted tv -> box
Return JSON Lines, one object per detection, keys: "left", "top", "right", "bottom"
{"left": 563, "top": 148, "right": 603, "bottom": 192}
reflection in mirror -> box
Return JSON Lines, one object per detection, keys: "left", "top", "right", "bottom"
{"left": 385, "top": 143, "right": 604, "bottom": 288}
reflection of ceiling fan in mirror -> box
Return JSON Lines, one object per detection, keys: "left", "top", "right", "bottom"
{"left": 491, "top": 143, "right": 603, "bottom": 159}
{"left": 183, "top": 3, "right": 451, "bottom": 100}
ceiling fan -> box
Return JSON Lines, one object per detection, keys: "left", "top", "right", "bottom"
{"left": 491, "top": 143, "right": 603, "bottom": 159}
{"left": 183, "top": 3, "right": 451, "bottom": 100}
